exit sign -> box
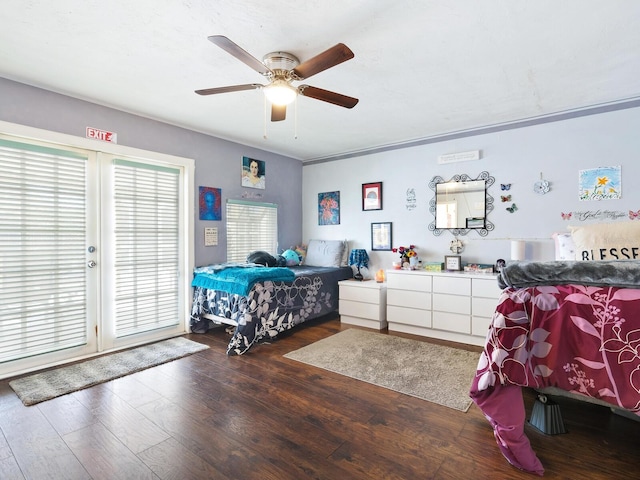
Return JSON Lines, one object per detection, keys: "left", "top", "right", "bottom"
{"left": 86, "top": 127, "right": 117, "bottom": 143}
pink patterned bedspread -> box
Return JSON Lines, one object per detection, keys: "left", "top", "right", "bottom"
{"left": 469, "top": 284, "right": 640, "bottom": 475}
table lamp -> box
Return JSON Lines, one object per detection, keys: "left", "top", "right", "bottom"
{"left": 348, "top": 249, "right": 369, "bottom": 281}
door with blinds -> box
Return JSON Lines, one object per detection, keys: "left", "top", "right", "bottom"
{"left": 0, "top": 133, "right": 191, "bottom": 378}
{"left": 100, "top": 157, "right": 185, "bottom": 351}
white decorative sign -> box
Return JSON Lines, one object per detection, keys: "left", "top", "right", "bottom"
{"left": 437, "top": 150, "right": 480, "bottom": 164}
{"left": 204, "top": 227, "right": 218, "bottom": 246}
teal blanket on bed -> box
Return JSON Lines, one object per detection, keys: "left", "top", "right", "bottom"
{"left": 191, "top": 265, "right": 295, "bottom": 296}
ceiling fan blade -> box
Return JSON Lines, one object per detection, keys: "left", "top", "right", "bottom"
{"left": 208, "top": 35, "right": 271, "bottom": 76}
{"left": 292, "top": 43, "right": 354, "bottom": 80}
{"left": 271, "top": 104, "right": 286, "bottom": 122}
{"left": 195, "top": 84, "right": 262, "bottom": 95}
{"left": 298, "top": 85, "right": 359, "bottom": 109}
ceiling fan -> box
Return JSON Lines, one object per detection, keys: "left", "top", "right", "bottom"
{"left": 195, "top": 35, "right": 359, "bottom": 122}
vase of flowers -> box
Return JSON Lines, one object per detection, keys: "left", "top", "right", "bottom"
{"left": 392, "top": 245, "right": 417, "bottom": 269}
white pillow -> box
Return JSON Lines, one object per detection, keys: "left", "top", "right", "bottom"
{"left": 304, "top": 239, "right": 347, "bottom": 267}
{"left": 552, "top": 232, "right": 575, "bottom": 261}
{"left": 569, "top": 222, "right": 640, "bottom": 261}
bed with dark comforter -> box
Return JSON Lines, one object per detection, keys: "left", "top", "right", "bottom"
{"left": 190, "top": 264, "right": 352, "bottom": 355}
{"left": 469, "top": 260, "right": 640, "bottom": 475}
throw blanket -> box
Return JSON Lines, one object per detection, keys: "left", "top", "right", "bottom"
{"left": 498, "top": 260, "right": 640, "bottom": 290}
{"left": 192, "top": 265, "right": 295, "bottom": 296}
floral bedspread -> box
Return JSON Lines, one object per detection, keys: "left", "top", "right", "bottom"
{"left": 190, "top": 266, "right": 352, "bottom": 355}
{"left": 469, "top": 284, "right": 640, "bottom": 475}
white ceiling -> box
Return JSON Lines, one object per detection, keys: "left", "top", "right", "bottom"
{"left": 2, "top": 1, "right": 640, "bottom": 162}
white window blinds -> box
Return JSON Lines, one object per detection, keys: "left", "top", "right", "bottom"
{"left": 112, "top": 159, "right": 181, "bottom": 337}
{"left": 0, "top": 139, "right": 89, "bottom": 363}
{"left": 226, "top": 199, "right": 278, "bottom": 263}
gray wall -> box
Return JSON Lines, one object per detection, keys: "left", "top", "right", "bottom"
{"left": 0, "top": 77, "right": 302, "bottom": 266}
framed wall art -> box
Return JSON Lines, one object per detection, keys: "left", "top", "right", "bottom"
{"left": 371, "top": 222, "right": 392, "bottom": 250}
{"left": 362, "top": 182, "right": 382, "bottom": 211}
{"left": 198, "top": 186, "right": 221, "bottom": 221}
{"left": 241, "top": 156, "right": 266, "bottom": 189}
{"left": 318, "top": 191, "right": 340, "bottom": 225}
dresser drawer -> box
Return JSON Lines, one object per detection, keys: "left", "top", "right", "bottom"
{"left": 472, "top": 277, "right": 501, "bottom": 298}
{"left": 471, "top": 315, "right": 492, "bottom": 337}
{"left": 387, "top": 289, "right": 431, "bottom": 309}
{"left": 339, "top": 299, "right": 384, "bottom": 320}
{"left": 432, "top": 311, "right": 470, "bottom": 334}
{"left": 432, "top": 293, "right": 470, "bottom": 315}
{"left": 387, "top": 305, "right": 431, "bottom": 327}
{"left": 340, "top": 285, "right": 382, "bottom": 304}
{"left": 386, "top": 272, "right": 432, "bottom": 292}
{"left": 472, "top": 296, "right": 498, "bottom": 318}
{"left": 433, "top": 276, "right": 471, "bottom": 295}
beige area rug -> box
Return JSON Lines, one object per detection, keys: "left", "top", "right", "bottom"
{"left": 9, "top": 337, "right": 209, "bottom": 406}
{"left": 284, "top": 329, "right": 480, "bottom": 412}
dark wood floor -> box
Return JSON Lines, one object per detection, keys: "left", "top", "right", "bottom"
{"left": 1, "top": 315, "right": 639, "bottom": 479}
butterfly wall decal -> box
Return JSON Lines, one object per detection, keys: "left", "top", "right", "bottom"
{"left": 506, "top": 203, "right": 518, "bottom": 213}
{"left": 561, "top": 212, "right": 572, "bottom": 220}
{"left": 501, "top": 184, "right": 511, "bottom": 191}
{"left": 629, "top": 210, "right": 640, "bottom": 220}
{"left": 501, "top": 195, "right": 512, "bottom": 202}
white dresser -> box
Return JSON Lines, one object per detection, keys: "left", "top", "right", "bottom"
{"left": 338, "top": 279, "right": 387, "bottom": 330}
{"left": 386, "top": 269, "right": 501, "bottom": 346}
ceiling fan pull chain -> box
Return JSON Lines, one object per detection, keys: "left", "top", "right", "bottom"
{"left": 294, "top": 97, "right": 298, "bottom": 139}
{"left": 263, "top": 94, "right": 268, "bottom": 139}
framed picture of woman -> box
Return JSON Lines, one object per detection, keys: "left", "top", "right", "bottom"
{"left": 241, "top": 156, "right": 266, "bottom": 189}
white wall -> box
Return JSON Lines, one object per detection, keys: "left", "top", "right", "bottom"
{"left": 303, "top": 106, "right": 640, "bottom": 276}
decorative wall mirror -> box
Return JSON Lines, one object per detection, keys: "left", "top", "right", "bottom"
{"left": 428, "top": 171, "right": 495, "bottom": 237}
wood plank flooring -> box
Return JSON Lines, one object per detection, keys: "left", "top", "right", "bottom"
{"left": 1, "top": 314, "right": 639, "bottom": 479}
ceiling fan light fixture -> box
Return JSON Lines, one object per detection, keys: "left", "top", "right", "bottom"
{"left": 263, "top": 79, "right": 297, "bottom": 106}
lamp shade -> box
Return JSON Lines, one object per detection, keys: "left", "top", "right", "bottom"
{"left": 511, "top": 240, "right": 525, "bottom": 261}
{"left": 349, "top": 249, "right": 369, "bottom": 281}
{"left": 348, "top": 249, "right": 369, "bottom": 267}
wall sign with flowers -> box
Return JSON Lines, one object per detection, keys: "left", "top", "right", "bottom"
{"left": 392, "top": 244, "right": 418, "bottom": 269}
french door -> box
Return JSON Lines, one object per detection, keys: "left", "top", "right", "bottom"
{"left": 0, "top": 126, "right": 193, "bottom": 379}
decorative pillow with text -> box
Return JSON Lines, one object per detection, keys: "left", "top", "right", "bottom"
{"left": 569, "top": 222, "right": 640, "bottom": 261}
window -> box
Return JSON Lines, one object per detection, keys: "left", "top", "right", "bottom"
{"left": 226, "top": 199, "right": 278, "bottom": 262}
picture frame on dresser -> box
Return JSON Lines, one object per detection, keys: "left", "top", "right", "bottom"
{"left": 371, "top": 222, "right": 392, "bottom": 250}
{"left": 444, "top": 255, "right": 462, "bottom": 271}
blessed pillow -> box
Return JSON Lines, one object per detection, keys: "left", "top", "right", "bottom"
{"left": 303, "top": 239, "right": 346, "bottom": 267}
{"left": 569, "top": 222, "right": 640, "bottom": 261}
{"left": 551, "top": 232, "right": 575, "bottom": 261}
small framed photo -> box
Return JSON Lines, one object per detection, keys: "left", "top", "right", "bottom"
{"left": 362, "top": 182, "right": 382, "bottom": 211}
{"left": 371, "top": 222, "right": 392, "bottom": 251}
{"left": 444, "top": 255, "right": 462, "bottom": 271}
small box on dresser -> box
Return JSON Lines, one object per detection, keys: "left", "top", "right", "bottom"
{"left": 338, "top": 279, "right": 387, "bottom": 330}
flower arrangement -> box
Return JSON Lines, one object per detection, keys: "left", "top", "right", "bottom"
{"left": 392, "top": 245, "right": 417, "bottom": 260}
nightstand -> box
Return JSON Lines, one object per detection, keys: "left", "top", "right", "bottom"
{"left": 338, "top": 279, "right": 387, "bottom": 330}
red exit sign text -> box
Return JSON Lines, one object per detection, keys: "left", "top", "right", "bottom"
{"left": 86, "top": 127, "right": 117, "bottom": 143}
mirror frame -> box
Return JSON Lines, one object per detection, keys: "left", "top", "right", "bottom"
{"left": 428, "top": 171, "right": 495, "bottom": 237}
